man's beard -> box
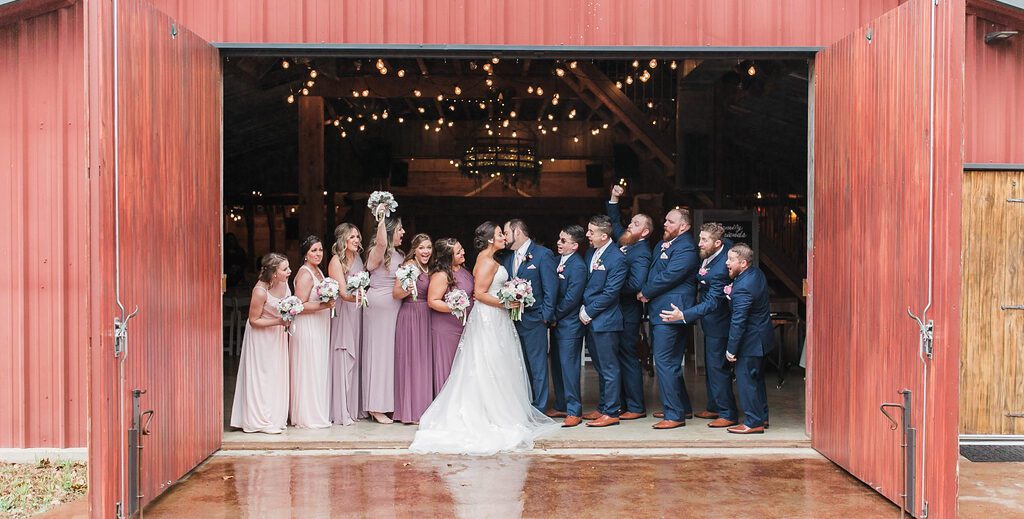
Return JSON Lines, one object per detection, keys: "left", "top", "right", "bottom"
{"left": 698, "top": 245, "right": 719, "bottom": 260}
{"left": 618, "top": 231, "right": 642, "bottom": 247}
{"left": 663, "top": 228, "right": 680, "bottom": 241}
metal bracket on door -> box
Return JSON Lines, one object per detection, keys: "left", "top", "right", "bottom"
{"left": 1007, "top": 198, "right": 1024, "bottom": 203}
{"left": 113, "top": 306, "right": 139, "bottom": 357}
{"left": 906, "top": 310, "right": 934, "bottom": 359}
{"left": 1000, "top": 305, "right": 1024, "bottom": 311}
{"left": 880, "top": 389, "right": 916, "bottom": 518}
{"left": 128, "top": 389, "right": 154, "bottom": 518}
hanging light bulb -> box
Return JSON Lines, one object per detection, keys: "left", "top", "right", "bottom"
{"left": 397, "top": 69, "right": 406, "bottom": 77}
{"left": 569, "top": 108, "right": 576, "bottom": 119}
{"left": 352, "top": 90, "right": 360, "bottom": 97}
{"left": 602, "top": 123, "right": 609, "bottom": 129}
{"left": 479, "top": 102, "right": 487, "bottom": 109}
{"left": 626, "top": 76, "right": 634, "bottom": 85}
{"left": 371, "top": 113, "right": 379, "bottom": 120}
{"left": 359, "top": 124, "right": 366, "bottom": 131}
{"left": 309, "top": 69, "right": 318, "bottom": 78}
{"left": 615, "top": 81, "right": 623, "bottom": 89}
{"left": 376, "top": 58, "right": 385, "bottom": 70}
{"left": 447, "top": 121, "right": 453, "bottom": 127}
{"left": 454, "top": 85, "right": 462, "bottom": 95}
{"left": 528, "top": 86, "right": 535, "bottom": 94}
{"left": 510, "top": 111, "right": 517, "bottom": 118}
{"left": 573, "top": 136, "right": 580, "bottom": 143}
{"left": 434, "top": 127, "right": 440, "bottom": 132}
{"left": 502, "top": 119, "right": 510, "bottom": 128}
{"left": 333, "top": 119, "right": 340, "bottom": 127}
{"left": 547, "top": 114, "right": 554, "bottom": 120}
{"left": 398, "top": 117, "right": 405, "bottom": 123}
{"left": 424, "top": 123, "right": 431, "bottom": 130}
{"left": 381, "top": 110, "right": 389, "bottom": 119}
{"left": 302, "top": 88, "right": 310, "bottom": 95}
{"left": 449, "top": 105, "right": 456, "bottom": 111}
{"left": 570, "top": 61, "right": 578, "bottom": 69}
{"left": 485, "top": 123, "right": 490, "bottom": 129}
{"left": 485, "top": 78, "right": 494, "bottom": 87}
{"left": 341, "top": 131, "right": 347, "bottom": 138}
{"left": 417, "top": 107, "right": 426, "bottom": 113}
{"left": 438, "top": 117, "right": 445, "bottom": 124}
{"left": 413, "top": 89, "right": 422, "bottom": 97}
{"left": 552, "top": 126, "right": 558, "bottom": 132}
{"left": 362, "top": 89, "right": 369, "bottom": 97}
{"left": 346, "top": 116, "right": 354, "bottom": 122}
{"left": 307, "top": 80, "right": 315, "bottom": 87}
{"left": 483, "top": 63, "right": 493, "bottom": 73}
{"left": 552, "top": 97, "right": 559, "bottom": 105}
{"left": 555, "top": 68, "right": 565, "bottom": 77}
{"left": 670, "top": 60, "right": 678, "bottom": 70}
{"left": 747, "top": 64, "right": 757, "bottom": 76}
{"left": 511, "top": 131, "right": 518, "bottom": 137}
{"left": 536, "top": 87, "right": 544, "bottom": 96}
{"left": 632, "top": 59, "right": 640, "bottom": 68}
{"left": 282, "top": 60, "right": 290, "bottom": 69}
{"left": 491, "top": 57, "right": 500, "bottom": 64}
{"left": 649, "top": 59, "right": 658, "bottom": 68}
{"left": 488, "top": 129, "right": 494, "bottom": 136}
{"left": 647, "top": 101, "right": 654, "bottom": 108}
{"left": 286, "top": 94, "right": 295, "bottom": 103}
{"left": 640, "top": 70, "right": 651, "bottom": 82}
{"left": 379, "top": 67, "right": 388, "bottom": 75}
{"left": 437, "top": 94, "right": 444, "bottom": 101}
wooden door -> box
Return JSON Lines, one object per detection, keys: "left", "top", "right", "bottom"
{"left": 961, "top": 170, "right": 1024, "bottom": 435}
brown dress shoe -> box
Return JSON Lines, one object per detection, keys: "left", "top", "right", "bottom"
{"left": 619, "top": 412, "right": 647, "bottom": 420}
{"left": 694, "top": 411, "right": 719, "bottom": 419}
{"left": 708, "top": 418, "right": 738, "bottom": 428}
{"left": 653, "top": 412, "right": 693, "bottom": 419}
{"left": 585, "top": 415, "right": 620, "bottom": 427}
{"left": 764, "top": 421, "right": 770, "bottom": 429}
{"left": 727, "top": 424, "right": 765, "bottom": 434}
{"left": 562, "top": 416, "right": 582, "bottom": 427}
{"left": 581, "top": 411, "right": 602, "bottom": 420}
{"left": 652, "top": 419, "right": 685, "bottom": 429}
{"left": 545, "top": 409, "right": 568, "bottom": 418}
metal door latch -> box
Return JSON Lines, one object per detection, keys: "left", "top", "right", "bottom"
{"left": 113, "top": 306, "right": 139, "bottom": 357}
{"left": 907, "top": 309, "right": 934, "bottom": 359}
{"left": 1001, "top": 305, "right": 1024, "bottom": 311}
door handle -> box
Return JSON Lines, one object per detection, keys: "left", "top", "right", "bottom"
{"left": 1001, "top": 305, "right": 1024, "bottom": 311}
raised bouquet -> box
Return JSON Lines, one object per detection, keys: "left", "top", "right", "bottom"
{"left": 444, "top": 288, "right": 471, "bottom": 326}
{"left": 345, "top": 271, "right": 371, "bottom": 308}
{"left": 367, "top": 190, "right": 398, "bottom": 221}
{"left": 277, "top": 295, "right": 304, "bottom": 335}
{"left": 316, "top": 277, "right": 341, "bottom": 317}
{"left": 395, "top": 264, "right": 420, "bottom": 301}
{"left": 497, "top": 277, "right": 535, "bottom": 322}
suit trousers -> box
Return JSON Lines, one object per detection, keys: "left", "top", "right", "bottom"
{"left": 516, "top": 321, "right": 550, "bottom": 411}
{"left": 735, "top": 355, "right": 768, "bottom": 427}
{"left": 651, "top": 324, "right": 693, "bottom": 421}
{"left": 617, "top": 320, "right": 646, "bottom": 414}
{"left": 704, "top": 335, "right": 737, "bottom": 420}
{"left": 586, "top": 329, "right": 622, "bottom": 417}
{"left": 550, "top": 331, "right": 584, "bottom": 417}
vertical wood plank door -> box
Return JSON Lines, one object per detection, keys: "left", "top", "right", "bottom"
{"left": 961, "top": 171, "right": 1024, "bottom": 435}
{"left": 809, "top": 0, "right": 963, "bottom": 516}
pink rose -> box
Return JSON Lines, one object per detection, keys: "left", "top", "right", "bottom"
{"left": 661, "top": 242, "right": 670, "bottom": 250}
{"left": 557, "top": 264, "right": 564, "bottom": 273}
{"left": 724, "top": 284, "right": 733, "bottom": 295}
{"left": 699, "top": 268, "right": 708, "bottom": 276}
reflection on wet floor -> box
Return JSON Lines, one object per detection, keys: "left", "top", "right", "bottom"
{"left": 143, "top": 452, "right": 899, "bottom": 518}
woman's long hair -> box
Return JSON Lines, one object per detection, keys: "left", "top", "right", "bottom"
{"left": 258, "top": 252, "right": 288, "bottom": 283}
{"left": 429, "top": 237, "right": 459, "bottom": 290}
{"left": 404, "top": 233, "right": 433, "bottom": 270}
{"left": 473, "top": 221, "right": 498, "bottom": 252}
{"left": 332, "top": 223, "right": 362, "bottom": 276}
{"left": 367, "top": 216, "right": 403, "bottom": 270}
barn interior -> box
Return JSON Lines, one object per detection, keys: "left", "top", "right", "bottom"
{"left": 219, "top": 53, "right": 811, "bottom": 445}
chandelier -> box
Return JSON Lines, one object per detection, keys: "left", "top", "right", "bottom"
{"left": 458, "top": 131, "right": 542, "bottom": 188}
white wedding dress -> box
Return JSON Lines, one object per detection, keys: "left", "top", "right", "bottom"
{"left": 410, "top": 265, "right": 560, "bottom": 455}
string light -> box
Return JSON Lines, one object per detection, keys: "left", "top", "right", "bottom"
{"left": 485, "top": 78, "right": 494, "bottom": 87}
{"left": 632, "top": 59, "right": 640, "bottom": 68}
{"left": 359, "top": 124, "right": 366, "bottom": 131}
{"left": 547, "top": 114, "right": 554, "bottom": 120}
{"left": 640, "top": 70, "right": 651, "bottom": 82}
{"left": 602, "top": 123, "right": 609, "bottom": 129}
{"left": 333, "top": 120, "right": 340, "bottom": 126}
{"left": 437, "top": 94, "right": 444, "bottom": 101}
{"left": 568, "top": 108, "right": 576, "bottom": 119}
{"left": 747, "top": 64, "right": 757, "bottom": 76}
{"left": 341, "top": 131, "right": 347, "bottom": 138}
{"left": 647, "top": 101, "right": 654, "bottom": 108}
{"left": 479, "top": 102, "right": 487, "bottom": 109}
{"left": 670, "top": 60, "right": 678, "bottom": 70}
{"left": 380, "top": 67, "right": 388, "bottom": 75}
{"left": 306, "top": 80, "right": 315, "bottom": 87}
{"left": 483, "top": 63, "right": 493, "bottom": 73}
{"left": 510, "top": 111, "right": 517, "bottom": 118}
{"left": 552, "top": 126, "right": 558, "bottom": 132}
{"left": 398, "top": 69, "right": 406, "bottom": 77}
{"left": 555, "top": 68, "right": 565, "bottom": 77}
{"left": 352, "top": 90, "right": 360, "bottom": 97}
{"left": 649, "top": 59, "right": 658, "bottom": 68}
{"left": 536, "top": 87, "right": 544, "bottom": 96}
{"left": 569, "top": 61, "right": 578, "bottom": 69}
{"left": 362, "top": 89, "right": 369, "bottom": 96}
{"left": 281, "top": 60, "right": 290, "bottom": 69}
{"left": 573, "top": 136, "right": 579, "bottom": 143}
{"left": 309, "top": 69, "right": 317, "bottom": 78}
{"left": 418, "top": 107, "right": 426, "bottom": 113}
{"left": 454, "top": 85, "right": 462, "bottom": 95}
{"left": 301, "top": 88, "right": 310, "bottom": 95}
{"left": 287, "top": 94, "right": 295, "bottom": 104}
{"left": 626, "top": 76, "right": 634, "bottom": 85}
{"left": 398, "top": 117, "right": 405, "bottom": 123}
{"left": 615, "top": 81, "right": 623, "bottom": 89}
{"left": 381, "top": 110, "right": 389, "bottom": 119}
{"left": 413, "top": 89, "right": 422, "bottom": 97}
{"left": 491, "top": 57, "right": 500, "bottom": 64}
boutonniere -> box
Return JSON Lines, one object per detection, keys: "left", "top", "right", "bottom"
{"left": 595, "top": 258, "right": 604, "bottom": 268}
{"left": 557, "top": 263, "right": 565, "bottom": 274}
{"left": 699, "top": 267, "right": 708, "bottom": 276}
{"left": 619, "top": 245, "right": 628, "bottom": 254}
{"left": 724, "top": 284, "right": 733, "bottom": 300}
{"left": 660, "top": 241, "right": 671, "bottom": 252}
{"left": 525, "top": 253, "right": 533, "bottom": 262}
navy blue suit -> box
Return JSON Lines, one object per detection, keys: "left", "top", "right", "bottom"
{"left": 549, "top": 253, "right": 587, "bottom": 417}
{"left": 502, "top": 240, "right": 558, "bottom": 410}
{"left": 582, "top": 243, "right": 627, "bottom": 416}
{"left": 680, "top": 243, "right": 736, "bottom": 420}
{"left": 607, "top": 201, "right": 651, "bottom": 414}
{"left": 726, "top": 266, "right": 775, "bottom": 428}
{"left": 641, "top": 233, "right": 699, "bottom": 422}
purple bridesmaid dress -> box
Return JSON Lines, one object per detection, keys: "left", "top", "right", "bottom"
{"left": 430, "top": 267, "right": 475, "bottom": 395}
{"left": 392, "top": 271, "right": 433, "bottom": 423}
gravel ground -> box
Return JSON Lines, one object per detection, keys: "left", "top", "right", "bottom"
{"left": 0, "top": 459, "right": 87, "bottom": 518}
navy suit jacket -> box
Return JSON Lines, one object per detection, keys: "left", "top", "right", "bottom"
{"left": 726, "top": 266, "right": 775, "bottom": 357}
{"left": 552, "top": 253, "right": 587, "bottom": 338}
{"left": 582, "top": 244, "right": 627, "bottom": 333}
{"left": 681, "top": 242, "right": 732, "bottom": 338}
{"left": 606, "top": 201, "right": 651, "bottom": 324}
{"left": 501, "top": 240, "right": 558, "bottom": 326}
{"left": 642, "top": 233, "right": 699, "bottom": 326}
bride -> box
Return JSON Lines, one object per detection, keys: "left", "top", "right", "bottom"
{"left": 409, "top": 221, "right": 560, "bottom": 455}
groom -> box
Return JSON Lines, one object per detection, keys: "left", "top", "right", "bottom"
{"left": 502, "top": 219, "right": 558, "bottom": 411}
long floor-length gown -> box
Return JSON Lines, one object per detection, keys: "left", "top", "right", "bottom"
{"left": 393, "top": 271, "right": 433, "bottom": 424}
{"left": 288, "top": 265, "right": 332, "bottom": 428}
{"left": 410, "top": 265, "right": 560, "bottom": 455}
{"left": 329, "top": 255, "right": 365, "bottom": 425}
{"left": 230, "top": 285, "right": 290, "bottom": 433}
{"left": 361, "top": 250, "right": 403, "bottom": 413}
{"left": 430, "top": 267, "right": 475, "bottom": 395}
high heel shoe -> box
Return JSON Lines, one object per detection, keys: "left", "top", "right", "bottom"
{"left": 369, "top": 411, "right": 393, "bottom": 424}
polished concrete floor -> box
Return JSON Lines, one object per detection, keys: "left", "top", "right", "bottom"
{"left": 144, "top": 450, "right": 899, "bottom": 518}
{"left": 223, "top": 356, "right": 810, "bottom": 449}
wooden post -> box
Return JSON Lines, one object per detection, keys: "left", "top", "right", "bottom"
{"left": 298, "top": 96, "right": 325, "bottom": 240}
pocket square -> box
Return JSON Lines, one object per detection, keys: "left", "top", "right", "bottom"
{"left": 660, "top": 252, "right": 670, "bottom": 260}
{"left": 595, "top": 265, "right": 606, "bottom": 271}
{"left": 527, "top": 264, "right": 537, "bottom": 270}
{"left": 558, "top": 274, "right": 566, "bottom": 280}
{"left": 700, "top": 280, "right": 707, "bottom": 285}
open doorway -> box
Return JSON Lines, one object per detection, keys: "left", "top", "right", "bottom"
{"left": 217, "top": 52, "right": 810, "bottom": 448}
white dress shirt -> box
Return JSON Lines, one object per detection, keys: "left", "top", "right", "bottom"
{"left": 513, "top": 239, "right": 532, "bottom": 275}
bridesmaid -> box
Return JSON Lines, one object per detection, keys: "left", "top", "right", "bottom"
{"left": 392, "top": 233, "right": 433, "bottom": 425}
{"left": 426, "top": 238, "right": 475, "bottom": 394}
{"left": 288, "top": 235, "right": 334, "bottom": 429}
{"left": 328, "top": 223, "right": 364, "bottom": 425}
{"left": 230, "top": 253, "right": 292, "bottom": 434}
{"left": 362, "top": 214, "right": 405, "bottom": 424}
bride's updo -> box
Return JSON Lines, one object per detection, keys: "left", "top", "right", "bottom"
{"left": 473, "top": 221, "right": 498, "bottom": 252}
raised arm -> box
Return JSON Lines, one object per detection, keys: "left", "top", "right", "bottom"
{"left": 365, "top": 218, "right": 388, "bottom": 272}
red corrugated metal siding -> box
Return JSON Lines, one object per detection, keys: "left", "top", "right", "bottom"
{"left": 810, "top": 0, "right": 962, "bottom": 516}
{"left": 965, "top": 11, "right": 1024, "bottom": 164}
{"left": 112, "top": 0, "right": 223, "bottom": 511}
{"left": 144, "top": 0, "right": 902, "bottom": 48}
{"left": 0, "top": 2, "right": 88, "bottom": 449}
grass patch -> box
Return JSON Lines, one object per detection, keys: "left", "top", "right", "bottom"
{"left": 0, "top": 458, "right": 87, "bottom": 518}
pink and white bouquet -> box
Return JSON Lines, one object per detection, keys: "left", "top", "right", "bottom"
{"left": 396, "top": 264, "right": 420, "bottom": 301}
{"left": 497, "top": 277, "right": 535, "bottom": 321}
{"left": 277, "top": 295, "right": 304, "bottom": 335}
{"left": 367, "top": 191, "right": 398, "bottom": 221}
{"left": 316, "top": 277, "right": 341, "bottom": 317}
{"left": 444, "top": 289, "right": 471, "bottom": 326}
{"left": 345, "top": 271, "right": 371, "bottom": 308}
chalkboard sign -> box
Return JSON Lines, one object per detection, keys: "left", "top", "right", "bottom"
{"left": 693, "top": 209, "right": 759, "bottom": 265}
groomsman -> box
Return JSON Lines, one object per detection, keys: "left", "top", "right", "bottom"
{"left": 579, "top": 215, "right": 628, "bottom": 427}
{"left": 502, "top": 219, "right": 558, "bottom": 411}
{"left": 606, "top": 184, "right": 653, "bottom": 419}
{"left": 660, "top": 223, "right": 738, "bottom": 428}
{"left": 547, "top": 225, "right": 588, "bottom": 427}
{"left": 722, "top": 243, "right": 775, "bottom": 434}
{"left": 638, "top": 207, "right": 699, "bottom": 429}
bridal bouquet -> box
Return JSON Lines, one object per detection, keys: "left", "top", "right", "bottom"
{"left": 497, "top": 277, "right": 535, "bottom": 322}
{"left": 277, "top": 295, "right": 304, "bottom": 335}
{"left": 367, "top": 191, "right": 398, "bottom": 221}
{"left": 345, "top": 271, "right": 371, "bottom": 308}
{"left": 396, "top": 264, "right": 420, "bottom": 301}
{"left": 316, "top": 277, "right": 341, "bottom": 318}
{"left": 444, "top": 289, "right": 471, "bottom": 326}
